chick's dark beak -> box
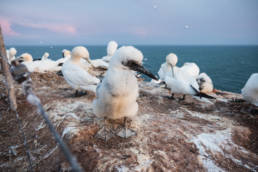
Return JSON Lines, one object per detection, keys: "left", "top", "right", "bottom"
{"left": 125, "top": 60, "right": 158, "bottom": 80}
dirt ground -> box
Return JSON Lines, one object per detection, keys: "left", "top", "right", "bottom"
{"left": 0, "top": 72, "right": 257, "bottom": 171}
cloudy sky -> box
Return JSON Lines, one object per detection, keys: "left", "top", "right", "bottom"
{"left": 0, "top": 0, "right": 257, "bottom": 45}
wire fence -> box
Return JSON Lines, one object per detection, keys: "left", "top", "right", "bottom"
{"left": 0, "top": 27, "right": 83, "bottom": 172}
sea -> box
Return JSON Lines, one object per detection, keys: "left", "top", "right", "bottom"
{"left": 6, "top": 45, "right": 258, "bottom": 93}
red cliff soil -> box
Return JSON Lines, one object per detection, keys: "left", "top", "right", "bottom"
{"left": 0, "top": 72, "right": 257, "bottom": 172}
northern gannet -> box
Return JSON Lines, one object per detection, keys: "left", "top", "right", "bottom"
{"left": 18, "top": 53, "right": 63, "bottom": 73}
{"left": 6, "top": 47, "right": 17, "bottom": 64}
{"left": 164, "top": 59, "right": 214, "bottom": 100}
{"left": 197, "top": 72, "right": 214, "bottom": 93}
{"left": 241, "top": 73, "right": 258, "bottom": 106}
{"left": 93, "top": 46, "right": 157, "bottom": 139}
{"left": 158, "top": 53, "right": 179, "bottom": 81}
{"left": 56, "top": 49, "right": 71, "bottom": 65}
{"left": 102, "top": 41, "right": 118, "bottom": 62}
{"left": 180, "top": 62, "right": 200, "bottom": 78}
{"left": 41, "top": 52, "right": 49, "bottom": 61}
{"left": 62, "top": 46, "right": 100, "bottom": 96}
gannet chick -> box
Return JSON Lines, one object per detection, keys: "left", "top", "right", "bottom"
{"left": 180, "top": 62, "right": 200, "bottom": 78}
{"left": 102, "top": 41, "right": 118, "bottom": 62}
{"left": 241, "top": 73, "right": 258, "bottom": 106}
{"left": 7, "top": 47, "right": 17, "bottom": 63}
{"left": 93, "top": 46, "right": 158, "bottom": 139}
{"left": 41, "top": 52, "right": 49, "bottom": 60}
{"left": 158, "top": 53, "right": 178, "bottom": 81}
{"left": 197, "top": 72, "right": 214, "bottom": 93}
{"left": 62, "top": 46, "right": 100, "bottom": 96}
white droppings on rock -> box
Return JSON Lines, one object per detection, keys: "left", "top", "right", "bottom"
{"left": 193, "top": 96, "right": 213, "bottom": 104}
{"left": 191, "top": 128, "right": 258, "bottom": 171}
{"left": 35, "top": 121, "right": 46, "bottom": 131}
{"left": 115, "top": 165, "right": 130, "bottom": 172}
{"left": 62, "top": 125, "right": 80, "bottom": 139}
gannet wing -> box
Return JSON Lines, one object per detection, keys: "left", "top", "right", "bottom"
{"left": 63, "top": 62, "right": 100, "bottom": 87}
{"left": 91, "top": 59, "right": 109, "bottom": 69}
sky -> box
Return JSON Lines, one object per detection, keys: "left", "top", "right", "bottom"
{"left": 0, "top": 0, "right": 258, "bottom": 45}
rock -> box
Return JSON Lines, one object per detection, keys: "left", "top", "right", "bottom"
{"left": 0, "top": 72, "right": 257, "bottom": 171}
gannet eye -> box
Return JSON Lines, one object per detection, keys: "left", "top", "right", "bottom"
{"left": 122, "top": 60, "right": 139, "bottom": 68}
{"left": 200, "top": 78, "right": 205, "bottom": 82}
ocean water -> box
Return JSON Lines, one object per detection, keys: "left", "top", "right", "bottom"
{"left": 6, "top": 45, "right": 258, "bottom": 93}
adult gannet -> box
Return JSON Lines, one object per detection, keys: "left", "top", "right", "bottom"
{"left": 158, "top": 53, "right": 179, "bottom": 81}
{"left": 93, "top": 46, "right": 158, "bottom": 139}
{"left": 90, "top": 59, "right": 109, "bottom": 69}
{"left": 18, "top": 53, "right": 63, "bottom": 73}
{"left": 102, "top": 41, "right": 118, "bottom": 62}
{"left": 74, "top": 46, "right": 109, "bottom": 70}
{"left": 241, "top": 73, "right": 258, "bottom": 106}
{"left": 180, "top": 62, "right": 200, "bottom": 78}
{"left": 62, "top": 46, "right": 100, "bottom": 96}
{"left": 62, "top": 49, "right": 71, "bottom": 58}
{"left": 165, "top": 66, "right": 215, "bottom": 100}
{"left": 197, "top": 72, "right": 214, "bottom": 93}
{"left": 56, "top": 49, "right": 71, "bottom": 64}
{"left": 6, "top": 47, "right": 17, "bottom": 64}
{"left": 41, "top": 52, "right": 49, "bottom": 60}
{"left": 18, "top": 53, "right": 36, "bottom": 72}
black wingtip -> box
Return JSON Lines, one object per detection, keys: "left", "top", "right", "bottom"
{"left": 196, "top": 92, "right": 216, "bottom": 99}
{"left": 190, "top": 85, "right": 216, "bottom": 99}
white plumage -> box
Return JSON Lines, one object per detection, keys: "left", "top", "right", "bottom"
{"left": 241, "top": 73, "right": 258, "bottom": 106}
{"left": 20, "top": 53, "right": 62, "bottom": 73}
{"left": 158, "top": 53, "right": 207, "bottom": 98}
{"left": 91, "top": 59, "right": 109, "bottom": 69}
{"left": 197, "top": 72, "right": 214, "bottom": 93}
{"left": 93, "top": 46, "right": 141, "bottom": 119}
{"left": 62, "top": 46, "right": 100, "bottom": 93}
{"left": 180, "top": 62, "right": 200, "bottom": 78}
{"left": 158, "top": 53, "right": 179, "bottom": 81}
{"left": 56, "top": 49, "right": 71, "bottom": 64}
{"left": 93, "top": 46, "right": 157, "bottom": 139}
{"left": 102, "top": 41, "right": 118, "bottom": 62}
{"left": 165, "top": 69, "right": 199, "bottom": 95}
{"left": 6, "top": 47, "right": 17, "bottom": 63}
{"left": 41, "top": 52, "right": 49, "bottom": 60}
{"left": 19, "top": 53, "right": 37, "bottom": 72}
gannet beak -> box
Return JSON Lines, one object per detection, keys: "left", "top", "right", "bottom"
{"left": 125, "top": 61, "right": 158, "bottom": 80}
{"left": 17, "top": 57, "right": 24, "bottom": 63}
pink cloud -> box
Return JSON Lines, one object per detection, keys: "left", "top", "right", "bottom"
{"left": 0, "top": 17, "right": 20, "bottom": 36}
{"left": 131, "top": 27, "right": 148, "bottom": 37}
{"left": 18, "top": 22, "right": 77, "bottom": 35}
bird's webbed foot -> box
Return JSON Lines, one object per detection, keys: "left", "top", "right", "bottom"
{"left": 116, "top": 117, "right": 136, "bottom": 139}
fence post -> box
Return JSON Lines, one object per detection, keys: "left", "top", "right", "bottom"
{"left": 0, "top": 26, "right": 17, "bottom": 111}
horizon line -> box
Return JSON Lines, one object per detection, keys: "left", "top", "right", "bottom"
{"left": 5, "top": 44, "right": 258, "bottom": 47}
